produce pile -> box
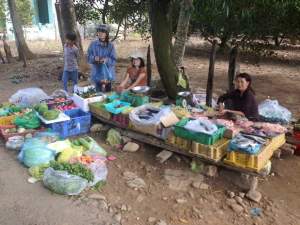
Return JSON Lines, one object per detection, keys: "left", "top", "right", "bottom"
{"left": 34, "top": 103, "right": 60, "bottom": 121}
{"left": 75, "top": 87, "right": 103, "bottom": 99}
{"left": 41, "top": 97, "right": 77, "bottom": 111}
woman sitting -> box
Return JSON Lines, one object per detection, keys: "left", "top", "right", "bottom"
{"left": 217, "top": 73, "right": 259, "bottom": 121}
{"left": 117, "top": 51, "right": 147, "bottom": 92}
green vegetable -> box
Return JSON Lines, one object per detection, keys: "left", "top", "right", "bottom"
{"left": 49, "top": 161, "right": 94, "bottom": 182}
{"left": 28, "top": 163, "right": 49, "bottom": 180}
{"left": 35, "top": 103, "right": 48, "bottom": 114}
{"left": 43, "top": 109, "right": 59, "bottom": 120}
{"left": 14, "top": 112, "right": 40, "bottom": 129}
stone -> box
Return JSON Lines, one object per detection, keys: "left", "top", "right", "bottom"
{"left": 156, "top": 150, "right": 173, "bottom": 163}
{"left": 98, "top": 200, "right": 108, "bottom": 211}
{"left": 227, "top": 199, "right": 244, "bottom": 213}
{"left": 199, "top": 183, "right": 209, "bottom": 190}
{"left": 204, "top": 165, "right": 218, "bottom": 177}
{"left": 88, "top": 193, "right": 107, "bottom": 201}
{"left": 123, "top": 142, "right": 140, "bottom": 152}
{"left": 221, "top": 170, "right": 256, "bottom": 191}
{"left": 176, "top": 198, "right": 187, "bottom": 204}
{"left": 234, "top": 196, "right": 244, "bottom": 206}
{"left": 227, "top": 191, "right": 235, "bottom": 198}
{"left": 148, "top": 217, "right": 156, "bottom": 223}
{"left": 121, "top": 204, "right": 127, "bottom": 211}
{"left": 162, "top": 197, "right": 168, "bottom": 201}
{"left": 188, "top": 191, "right": 195, "bottom": 199}
{"left": 238, "top": 192, "right": 245, "bottom": 198}
{"left": 113, "top": 213, "right": 122, "bottom": 223}
{"left": 192, "top": 206, "right": 203, "bottom": 219}
{"left": 137, "top": 194, "right": 145, "bottom": 202}
{"left": 122, "top": 136, "right": 132, "bottom": 144}
{"left": 249, "top": 177, "right": 258, "bottom": 191}
{"left": 192, "top": 181, "right": 202, "bottom": 189}
{"left": 156, "top": 220, "right": 167, "bottom": 225}
{"left": 123, "top": 171, "right": 146, "bottom": 189}
{"left": 246, "top": 190, "right": 262, "bottom": 203}
{"left": 164, "top": 169, "right": 204, "bottom": 191}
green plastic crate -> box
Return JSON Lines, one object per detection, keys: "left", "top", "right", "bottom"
{"left": 174, "top": 118, "right": 226, "bottom": 145}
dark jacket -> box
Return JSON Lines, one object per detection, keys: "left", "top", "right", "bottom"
{"left": 217, "top": 89, "right": 259, "bottom": 121}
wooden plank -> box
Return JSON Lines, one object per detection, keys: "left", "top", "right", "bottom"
{"left": 92, "top": 113, "right": 261, "bottom": 176}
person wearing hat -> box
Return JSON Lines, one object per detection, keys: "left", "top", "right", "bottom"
{"left": 87, "top": 24, "right": 117, "bottom": 92}
{"left": 117, "top": 51, "right": 147, "bottom": 92}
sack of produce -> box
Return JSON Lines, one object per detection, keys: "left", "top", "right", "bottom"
{"left": 14, "top": 111, "right": 41, "bottom": 129}
{"left": 9, "top": 88, "right": 49, "bottom": 107}
{"left": 106, "top": 129, "right": 122, "bottom": 148}
{"left": 43, "top": 167, "right": 88, "bottom": 195}
{"left": 18, "top": 138, "right": 56, "bottom": 167}
{"left": 5, "top": 136, "right": 24, "bottom": 151}
{"left": 28, "top": 163, "right": 49, "bottom": 180}
{"left": 259, "top": 99, "right": 292, "bottom": 124}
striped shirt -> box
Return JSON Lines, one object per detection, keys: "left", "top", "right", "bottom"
{"left": 64, "top": 44, "right": 79, "bottom": 72}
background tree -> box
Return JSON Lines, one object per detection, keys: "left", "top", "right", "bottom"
{"left": 7, "top": 0, "right": 35, "bottom": 60}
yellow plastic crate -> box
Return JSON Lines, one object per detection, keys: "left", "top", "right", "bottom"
{"left": 224, "top": 134, "right": 286, "bottom": 172}
{"left": 0, "top": 115, "right": 16, "bottom": 128}
{"left": 190, "top": 138, "right": 230, "bottom": 162}
{"left": 167, "top": 131, "right": 192, "bottom": 151}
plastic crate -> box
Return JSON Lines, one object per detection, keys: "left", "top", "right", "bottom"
{"left": 47, "top": 108, "right": 91, "bottom": 138}
{"left": 104, "top": 100, "right": 131, "bottom": 114}
{"left": 174, "top": 118, "right": 226, "bottom": 145}
{"left": 112, "top": 114, "right": 130, "bottom": 128}
{"left": 190, "top": 138, "right": 230, "bottom": 162}
{"left": 0, "top": 126, "right": 46, "bottom": 141}
{"left": 0, "top": 115, "right": 16, "bottom": 129}
{"left": 167, "top": 131, "right": 192, "bottom": 151}
{"left": 72, "top": 93, "right": 106, "bottom": 112}
{"left": 89, "top": 102, "right": 111, "bottom": 120}
{"left": 224, "top": 134, "right": 286, "bottom": 172}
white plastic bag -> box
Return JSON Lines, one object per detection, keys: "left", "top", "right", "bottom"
{"left": 5, "top": 136, "right": 24, "bottom": 151}
{"left": 87, "top": 160, "right": 108, "bottom": 187}
{"left": 43, "top": 167, "right": 88, "bottom": 195}
{"left": 9, "top": 88, "right": 49, "bottom": 107}
{"left": 258, "top": 99, "right": 292, "bottom": 124}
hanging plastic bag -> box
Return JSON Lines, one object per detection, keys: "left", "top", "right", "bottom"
{"left": 106, "top": 129, "right": 122, "bottom": 147}
{"left": 5, "top": 136, "right": 25, "bottom": 151}
{"left": 18, "top": 138, "right": 56, "bottom": 167}
{"left": 9, "top": 88, "right": 49, "bottom": 107}
{"left": 258, "top": 99, "right": 292, "bottom": 124}
{"left": 91, "top": 64, "right": 112, "bottom": 83}
{"left": 43, "top": 167, "right": 88, "bottom": 195}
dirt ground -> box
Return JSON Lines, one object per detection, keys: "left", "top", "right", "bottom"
{"left": 0, "top": 38, "right": 300, "bottom": 225}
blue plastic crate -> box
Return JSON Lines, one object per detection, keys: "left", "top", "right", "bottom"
{"left": 47, "top": 108, "right": 91, "bottom": 138}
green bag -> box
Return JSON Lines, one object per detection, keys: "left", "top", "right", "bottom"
{"left": 14, "top": 112, "right": 41, "bottom": 129}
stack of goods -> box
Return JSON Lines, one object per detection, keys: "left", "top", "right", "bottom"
{"left": 129, "top": 105, "right": 173, "bottom": 139}
{"left": 15, "top": 132, "right": 108, "bottom": 195}
{"left": 41, "top": 97, "right": 77, "bottom": 111}
{"left": 73, "top": 87, "right": 106, "bottom": 112}
{"left": 259, "top": 99, "right": 292, "bottom": 124}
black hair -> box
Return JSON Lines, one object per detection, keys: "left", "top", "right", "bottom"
{"left": 236, "top": 72, "right": 255, "bottom": 94}
{"left": 97, "top": 30, "right": 110, "bottom": 45}
{"left": 131, "top": 57, "right": 145, "bottom": 68}
{"left": 65, "top": 32, "right": 77, "bottom": 42}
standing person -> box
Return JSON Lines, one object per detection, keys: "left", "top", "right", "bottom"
{"left": 117, "top": 51, "right": 147, "bottom": 92}
{"left": 217, "top": 73, "right": 259, "bottom": 121}
{"left": 63, "top": 32, "right": 79, "bottom": 92}
{"left": 87, "top": 24, "right": 117, "bottom": 92}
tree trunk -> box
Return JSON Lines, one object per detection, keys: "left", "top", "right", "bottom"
{"left": 123, "top": 17, "right": 127, "bottom": 41}
{"left": 146, "top": 44, "right": 152, "bottom": 86}
{"left": 7, "top": 0, "right": 35, "bottom": 60}
{"left": 55, "top": 1, "right": 65, "bottom": 47}
{"left": 150, "top": 0, "right": 179, "bottom": 99}
{"left": 172, "top": 0, "right": 193, "bottom": 67}
{"left": 206, "top": 40, "right": 217, "bottom": 107}
{"left": 102, "top": 0, "right": 109, "bottom": 24}
{"left": 227, "top": 46, "right": 238, "bottom": 92}
{"left": 60, "top": 0, "right": 84, "bottom": 56}
{"left": 274, "top": 36, "right": 280, "bottom": 47}
{"left": 0, "top": 48, "right": 5, "bottom": 63}
{"left": 3, "top": 36, "right": 13, "bottom": 63}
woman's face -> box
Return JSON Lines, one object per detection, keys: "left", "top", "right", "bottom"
{"left": 133, "top": 58, "right": 141, "bottom": 67}
{"left": 97, "top": 31, "right": 107, "bottom": 41}
{"left": 235, "top": 77, "right": 249, "bottom": 92}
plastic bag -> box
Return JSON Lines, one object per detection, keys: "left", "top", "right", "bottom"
{"left": 18, "top": 138, "right": 56, "bottom": 167}
{"left": 28, "top": 163, "right": 49, "bottom": 180}
{"left": 51, "top": 89, "right": 69, "bottom": 99}
{"left": 106, "top": 129, "right": 122, "bottom": 147}
{"left": 43, "top": 167, "right": 88, "bottom": 195}
{"left": 91, "top": 64, "right": 113, "bottom": 82}
{"left": 9, "top": 88, "right": 49, "bottom": 107}
{"left": 5, "top": 136, "right": 24, "bottom": 151}
{"left": 57, "top": 147, "right": 83, "bottom": 163}
{"left": 258, "top": 99, "right": 292, "bottom": 124}
{"left": 34, "top": 131, "right": 60, "bottom": 143}
{"left": 47, "top": 139, "right": 72, "bottom": 154}
{"left": 193, "top": 92, "right": 217, "bottom": 108}
{"left": 87, "top": 160, "right": 108, "bottom": 187}
{"left": 14, "top": 111, "right": 41, "bottom": 129}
